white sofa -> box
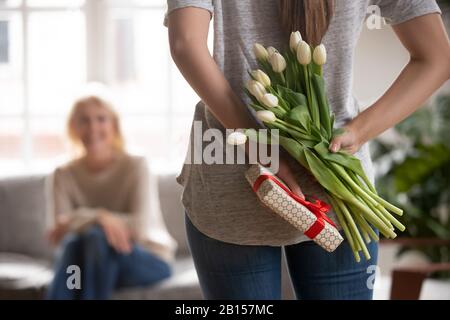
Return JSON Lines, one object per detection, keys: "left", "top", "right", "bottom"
{"left": 0, "top": 173, "right": 295, "bottom": 300}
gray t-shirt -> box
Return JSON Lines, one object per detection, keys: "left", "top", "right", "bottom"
{"left": 165, "top": 0, "right": 441, "bottom": 246}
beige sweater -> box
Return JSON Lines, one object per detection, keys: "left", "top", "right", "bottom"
{"left": 47, "top": 152, "right": 177, "bottom": 262}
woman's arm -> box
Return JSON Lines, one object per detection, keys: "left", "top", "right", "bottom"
{"left": 168, "top": 7, "right": 255, "bottom": 129}
{"left": 168, "top": 7, "right": 305, "bottom": 197}
{"left": 48, "top": 169, "right": 131, "bottom": 253}
{"left": 331, "top": 13, "right": 450, "bottom": 154}
{"left": 127, "top": 158, "right": 177, "bottom": 261}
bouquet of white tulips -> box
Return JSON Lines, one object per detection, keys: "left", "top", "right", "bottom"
{"left": 242, "top": 32, "right": 405, "bottom": 262}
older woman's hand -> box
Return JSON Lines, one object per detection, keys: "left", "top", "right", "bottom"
{"left": 47, "top": 214, "right": 71, "bottom": 245}
{"left": 97, "top": 210, "right": 132, "bottom": 254}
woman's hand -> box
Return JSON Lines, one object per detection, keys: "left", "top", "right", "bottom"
{"left": 276, "top": 156, "right": 305, "bottom": 199}
{"left": 330, "top": 15, "right": 450, "bottom": 150}
{"left": 97, "top": 210, "right": 132, "bottom": 254}
{"left": 47, "top": 214, "right": 71, "bottom": 245}
{"left": 329, "top": 125, "right": 362, "bottom": 155}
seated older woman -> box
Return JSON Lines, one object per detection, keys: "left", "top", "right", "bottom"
{"left": 46, "top": 92, "right": 177, "bottom": 299}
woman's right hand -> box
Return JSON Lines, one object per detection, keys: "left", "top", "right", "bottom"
{"left": 97, "top": 210, "right": 132, "bottom": 254}
{"left": 276, "top": 156, "right": 305, "bottom": 199}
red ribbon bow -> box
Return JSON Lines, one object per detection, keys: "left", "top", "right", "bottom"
{"left": 252, "top": 173, "right": 335, "bottom": 239}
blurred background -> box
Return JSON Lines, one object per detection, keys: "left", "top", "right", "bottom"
{"left": 0, "top": 0, "right": 449, "bottom": 300}
{"left": 0, "top": 0, "right": 202, "bottom": 175}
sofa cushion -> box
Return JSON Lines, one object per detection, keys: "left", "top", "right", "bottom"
{"left": 0, "top": 175, "right": 53, "bottom": 259}
{"left": 157, "top": 173, "right": 189, "bottom": 257}
{"left": 113, "top": 256, "right": 202, "bottom": 300}
{"left": 0, "top": 253, "right": 53, "bottom": 299}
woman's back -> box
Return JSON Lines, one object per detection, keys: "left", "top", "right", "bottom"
{"left": 167, "top": 0, "right": 440, "bottom": 247}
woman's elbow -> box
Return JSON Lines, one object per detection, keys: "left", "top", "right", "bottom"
{"left": 169, "top": 31, "right": 208, "bottom": 63}
{"left": 422, "top": 48, "right": 450, "bottom": 81}
{"left": 444, "top": 48, "right": 450, "bottom": 80}
{"left": 435, "top": 44, "right": 450, "bottom": 80}
{"left": 169, "top": 37, "right": 187, "bottom": 62}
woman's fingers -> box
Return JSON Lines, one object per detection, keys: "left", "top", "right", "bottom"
{"left": 116, "top": 224, "right": 132, "bottom": 254}
{"left": 330, "top": 126, "right": 361, "bottom": 155}
{"left": 104, "top": 222, "right": 131, "bottom": 254}
{"left": 276, "top": 158, "right": 305, "bottom": 199}
{"left": 98, "top": 210, "right": 132, "bottom": 254}
{"left": 102, "top": 223, "right": 120, "bottom": 252}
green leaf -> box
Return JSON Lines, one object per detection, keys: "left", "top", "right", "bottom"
{"left": 245, "top": 128, "right": 276, "bottom": 145}
{"left": 330, "top": 113, "right": 335, "bottom": 132}
{"left": 285, "top": 106, "right": 311, "bottom": 133}
{"left": 394, "top": 143, "right": 450, "bottom": 192}
{"left": 303, "top": 149, "right": 354, "bottom": 199}
{"left": 278, "top": 136, "right": 309, "bottom": 169}
{"left": 312, "top": 73, "right": 332, "bottom": 139}
{"left": 312, "top": 62, "right": 321, "bottom": 76}
{"left": 248, "top": 103, "right": 264, "bottom": 112}
{"left": 276, "top": 85, "right": 307, "bottom": 109}
{"left": 313, "top": 141, "right": 367, "bottom": 179}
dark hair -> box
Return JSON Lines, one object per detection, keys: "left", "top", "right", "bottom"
{"left": 279, "top": 0, "right": 335, "bottom": 46}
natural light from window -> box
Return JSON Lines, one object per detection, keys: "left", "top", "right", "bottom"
{"left": 0, "top": 0, "right": 205, "bottom": 176}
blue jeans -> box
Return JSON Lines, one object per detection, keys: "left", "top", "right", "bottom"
{"left": 185, "top": 214, "right": 378, "bottom": 300}
{"left": 46, "top": 225, "right": 172, "bottom": 300}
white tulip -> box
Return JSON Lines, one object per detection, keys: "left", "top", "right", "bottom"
{"left": 246, "top": 80, "right": 266, "bottom": 101}
{"left": 261, "top": 93, "right": 279, "bottom": 108}
{"left": 313, "top": 44, "right": 327, "bottom": 65}
{"left": 256, "top": 110, "right": 277, "bottom": 123}
{"left": 296, "top": 41, "right": 311, "bottom": 65}
{"left": 289, "top": 31, "right": 302, "bottom": 52}
{"left": 251, "top": 70, "right": 271, "bottom": 88}
{"left": 266, "top": 46, "right": 278, "bottom": 58}
{"left": 227, "top": 131, "right": 247, "bottom": 146}
{"left": 270, "top": 52, "right": 287, "bottom": 73}
{"left": 253, "top": 43, "right": 269, "bottom": 61}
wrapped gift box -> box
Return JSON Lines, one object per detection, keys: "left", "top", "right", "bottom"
{"left": 245, "top": 164, "right": 343, "bottom": 252}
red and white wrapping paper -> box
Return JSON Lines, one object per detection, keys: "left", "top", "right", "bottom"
{"left": 245, "top": 164, "right": 343, "bottom": 252}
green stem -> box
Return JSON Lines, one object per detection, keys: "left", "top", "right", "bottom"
{"left": 271, "top": 121, "right": 314, "bottom": 142}
{"left": 329, "top": 196, "right": 360, "bottom": 262}
{"left": 332, "top": 163, "right": 387, "bottom": 212}
{"left": 335, "top": 198, "right": 371, "bottom": 260}
{"left": 279, "top": 72, "right": 286, "bottom": 85}
{"left": 378, "top": 206, "right": 406, "bottom": 231}
{"left": 348, "top": 197, "right": 396, "bottom": 238}
{"left": 347, "top": 168, "right": 377, "bottom": 195}
{"left": 303, "top": 65, "right": 313, "bottom": 117}
{"left": 354, "top": 211, "right": 379, "bottom": 242}
{"left": 354, "top": 213, "right": 371, "bottom": 244}
{"left": 355, "top": 191, "right": 394, "bottom": 233}
{"left": 275, "top": 119, "right": 309, "bottom": 135}
{"left": 365, "top": 189, "right": 404, "bottom": 216}
{"left": 322, "top": 171, "right": 393, "bottom": 237}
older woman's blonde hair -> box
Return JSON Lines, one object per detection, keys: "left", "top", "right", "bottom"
{"left": 67, "top": 93, "right": 125, "bottom": 154}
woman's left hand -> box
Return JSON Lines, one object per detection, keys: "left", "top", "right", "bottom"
{"left": 329, "top": 125, "right": 362, "bottom": 155}
{"left": 47, "top": 214, "right": 71, "bottom": 245}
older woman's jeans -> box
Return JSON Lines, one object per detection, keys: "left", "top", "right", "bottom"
{"left": 46, "top": 225, "right": 171, "bottom": 300}
{"left": 185, "top": 214, "right": 378, "bottom": 300}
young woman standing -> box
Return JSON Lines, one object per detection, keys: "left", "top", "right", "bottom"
{"left": 166, "top": 0, "right": 450, "bottom": 299}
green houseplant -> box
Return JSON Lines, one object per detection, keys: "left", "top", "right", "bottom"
{"left": 371, "top": 94, "right": 450, "bottom": 278}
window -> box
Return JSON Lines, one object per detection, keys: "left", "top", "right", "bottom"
{"left": 0, "top": 0, "right": 203, "bottom": 176}
{"left": 0, "top": 21, "right": 9, "bottom": 63}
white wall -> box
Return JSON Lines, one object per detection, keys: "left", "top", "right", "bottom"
{"left": 353, "top": 12, "right": 450, "bottom": 108}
